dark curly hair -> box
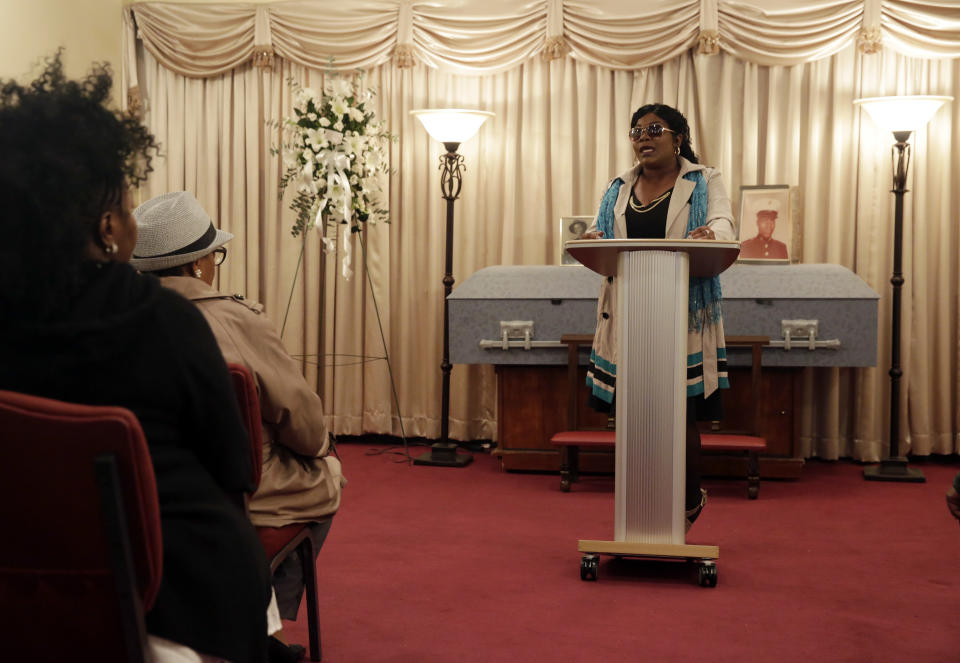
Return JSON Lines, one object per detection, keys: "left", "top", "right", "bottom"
{"left": 0, "top": 51, "right": 159, "bottom": 321}
{"left": 631, "top": 103, "right": 699, "bottom": 164}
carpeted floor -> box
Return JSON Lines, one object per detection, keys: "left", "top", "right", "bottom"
{"left": 283, "top": 442, "right": 960, "bottom": 662}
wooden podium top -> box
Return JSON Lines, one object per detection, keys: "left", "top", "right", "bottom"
{"left": 564, "top": 239, "right": 740, "bottom": 278}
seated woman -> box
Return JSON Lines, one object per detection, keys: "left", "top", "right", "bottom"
{"left": 130, "top": 191, "right": 345, "bottom": 640}
{"left": 0, "top": 56, "right": 271, "bottom": 662}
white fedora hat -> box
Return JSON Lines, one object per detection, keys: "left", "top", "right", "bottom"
{"left": 130, "top": 191, "right": 233, "bottom": 272}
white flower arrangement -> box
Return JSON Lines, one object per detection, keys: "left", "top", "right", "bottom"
{"left": 275, "top": 75, "right": 392, "bottom": 240}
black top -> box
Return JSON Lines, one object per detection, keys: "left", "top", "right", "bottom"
{"left": 625, "top": 187, "right": 672, "bottom": 239}
{"left": 0, "top": 262, "right": 269, "bottom": 663}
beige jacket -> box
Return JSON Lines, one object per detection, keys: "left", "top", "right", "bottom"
{"left": 587, "top": 158, "right": 737, "bottom": 398}
{"left": 161, "top": 276, "right": 344, "bottom": 527}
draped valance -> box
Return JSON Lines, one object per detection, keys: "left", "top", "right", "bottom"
{"left": 126, "top": 0, "right": 960, "bottom": 80}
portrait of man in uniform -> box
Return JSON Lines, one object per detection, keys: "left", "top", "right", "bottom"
{"left": 737, "top": 187, "right": 792, "bottom": 262}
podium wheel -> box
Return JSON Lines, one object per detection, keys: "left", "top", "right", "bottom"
{"left": 580, "top": 555, "right": 599, "bottom": 581}
{"left": 697, "top": 562, "right": 718, "bottom": 587}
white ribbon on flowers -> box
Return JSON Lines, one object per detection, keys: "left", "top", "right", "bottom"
{"left": 319, "top": 129, "right": 355, "bottom": 279}
{"left": 341, "top": 222, "right": 353, "bottom": 280}
{"left": 312, "top": 197, "right": 327, "bottom": 231}
{"left": 312, "top": 199, "right": 336, "bottom": 253}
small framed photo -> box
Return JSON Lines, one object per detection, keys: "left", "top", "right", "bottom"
{"left": 559, "top": 215, "right": 594, "bottom": 265}
{"left": 737, "top": 185, "right": 798, "bottom": 263}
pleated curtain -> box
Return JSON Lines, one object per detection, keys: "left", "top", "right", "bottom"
{"left": 124, "top": 0, "right": 960, "bottom": 460}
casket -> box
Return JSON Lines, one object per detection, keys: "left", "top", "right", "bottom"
{"left": 449, "top": 263, "right": 880, "bottom": 368}
{"left": 448, "top": 262, "right": 880, "bottom": 477}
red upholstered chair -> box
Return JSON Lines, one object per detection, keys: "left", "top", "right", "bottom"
{"left": 227, "top": 363, "right": 324, "bottom": 662}
{"left": 0, "top": 390, "right": 163, "bottom": 663}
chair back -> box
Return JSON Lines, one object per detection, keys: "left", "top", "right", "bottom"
{"left": 227, "top": 363, "right": 263, "bottom": 488}
{"left": 0, "top": 390, "right": 163, "bottom": 662}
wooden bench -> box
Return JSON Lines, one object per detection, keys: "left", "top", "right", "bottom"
{"left": 549, "top": 334, "right": 769, "bottom": 498}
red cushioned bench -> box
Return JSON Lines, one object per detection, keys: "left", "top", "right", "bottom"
{"left": 700, "top": 433, "right": 766, "bottom": 499}
{"left": 551, "top": 429, "right": 616, "bottom": 492}
{"left": 549, "top": 334, "right": 769, "bottom": 498}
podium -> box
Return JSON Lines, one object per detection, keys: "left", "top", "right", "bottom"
{"left": 564, "top": 239, "right": 740, "bottom": 586}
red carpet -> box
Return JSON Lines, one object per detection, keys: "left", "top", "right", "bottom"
{"left": 283, "top": 444, "right": 960, "bottom": 662}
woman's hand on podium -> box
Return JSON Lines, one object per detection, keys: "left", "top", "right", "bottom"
{"left": 687, "top": 226, "right": 716, "bottom": 240}
{"left": 580, "top": 230, "right": 604, "bottom": 239}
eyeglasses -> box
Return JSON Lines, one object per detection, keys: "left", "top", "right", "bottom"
{"left": 629, "top": 123, "right": 676, "bottom": 141}
{"left": 212, "top": 247, "right": 227, "bottom": 266}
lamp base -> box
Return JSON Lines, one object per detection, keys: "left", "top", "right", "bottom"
{"left": 863, "top": 457, "right": 925, "bottom": 483}
{"left": 413, "top": 443, "right": 473, "bottom": 467}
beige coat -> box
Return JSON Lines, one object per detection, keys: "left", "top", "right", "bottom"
{"left": 587, "top": 158, "right": 737, "bottom": 399}
{"left": 161, "top": 276, "right": 344, "bottom": 527}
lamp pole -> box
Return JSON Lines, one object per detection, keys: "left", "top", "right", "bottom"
{"left": 854, "top": 95, "right": 952, "bottom": 482}
{"left": 432, "top": 141, "right": 470, "bottom": 466}
{"left": 863, "top": 130, "right": 923, "bottom": 482}
{"left": 411, "top": 110, "right": 493, "bottom": 467}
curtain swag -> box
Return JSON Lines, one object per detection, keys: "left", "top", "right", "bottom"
{"left": 127, "top": 0, "right": 960, "bottom": 79}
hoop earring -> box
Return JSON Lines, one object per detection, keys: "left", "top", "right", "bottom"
{"left": 194, "top": 269, "right": 203, "bottom": 279}
{"left": 104, "top": 241, "right": 118, "bottom": 255}
{"left": 675, "top": 146, "right": 681, "bottom": 156}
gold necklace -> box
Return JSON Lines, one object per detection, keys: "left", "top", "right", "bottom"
{"left": 629, "top": 188, "right": 671, "bottom": 213}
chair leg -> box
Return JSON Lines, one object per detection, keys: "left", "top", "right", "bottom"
{"left": 300, "top": 537, "right": 322, "bottom": 661}
{"left": 569, "top": 445, "right": 580, "bottom": 485}
{"left": 559, "top": 446, "right": 571, "bottom": 492}
{"left": 747, "top": 452, "right": 760, "bottom": 500}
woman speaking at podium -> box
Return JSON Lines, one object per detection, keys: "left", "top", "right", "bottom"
{"left": 580, "top": 103, "right": 736, "bottom": 529}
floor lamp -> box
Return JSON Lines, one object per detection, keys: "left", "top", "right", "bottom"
{"left": 410, "top": 108, "right": 494, "bottom": 467}
{"left": 853, "top": 95, "right": 952, "bottom": 483}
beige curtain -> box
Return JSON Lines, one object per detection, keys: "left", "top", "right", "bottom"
{"left": 126, "top": 1, "right": 960, "bottom": 459}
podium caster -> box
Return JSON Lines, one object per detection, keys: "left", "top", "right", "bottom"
{"left": 580, "top": 554, "right": 599, "bottom": 581}
{"left": 697, "top": 561, "right": 718, "bottom": 587}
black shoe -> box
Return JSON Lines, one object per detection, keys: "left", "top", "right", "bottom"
{"left": 268, "top": 635, "right": 306, "bottom": 663}
{"left": 685, "top": 488, "right": 707, "bottom": 532}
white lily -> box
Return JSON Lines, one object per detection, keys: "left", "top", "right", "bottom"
{"left": 348, "top": 107, "right": 365, "bottom": 123}
{"left": 330, "top": 97, "right": 349, "bottom": 117}
{"left": 329, "top": 77, "right": 352, "bottom": 98}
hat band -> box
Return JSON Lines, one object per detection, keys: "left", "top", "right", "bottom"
{"left": 134, "top": 222, "right": 217, "bottom": 259}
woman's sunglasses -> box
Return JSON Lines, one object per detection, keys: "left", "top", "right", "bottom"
{"left": 212, "top": 246, "right": 227, "bottom": 266}
{"left": 629, "top": 123, "right": 676, "bottom": 140}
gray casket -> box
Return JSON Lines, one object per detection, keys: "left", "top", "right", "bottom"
{"left": 448, "top": 263, "right": 879, "bottom": 368}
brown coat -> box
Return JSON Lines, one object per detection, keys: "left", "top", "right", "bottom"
{"left": 161, "top": 276, "right": 344, "bottom": 527}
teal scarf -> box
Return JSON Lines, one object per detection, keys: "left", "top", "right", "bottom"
{"left": 595, "top": 170, "right": 722, "bottom": 331}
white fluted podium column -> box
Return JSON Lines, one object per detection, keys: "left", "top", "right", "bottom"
{"left": 616, "top": 250, "right": 688, "bottom": 544}
{"left": 564, "top": 239, "right": 739, "bottom": 581}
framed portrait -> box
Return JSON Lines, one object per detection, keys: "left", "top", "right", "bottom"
{"left": 559, "top": 215, "right": 594, "bottom": 265}
{"left": 737, "top": 185, "right": 801, "bottom": 263}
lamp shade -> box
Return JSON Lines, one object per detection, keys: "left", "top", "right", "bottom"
{"left": 854, "top": 95, "right": 952, "bottom": 133}
{"left": 410, "top": 109, "right": 494, "bottom": 144}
